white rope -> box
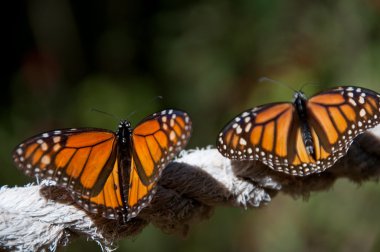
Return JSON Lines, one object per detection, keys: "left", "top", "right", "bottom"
{"left": 0, "top": 148, "right": 275, "bottom": 251}
{"left": 1, "top": 126, "right": 380, "bottom": 251}
{"left": 0, "top": 185, "right": 106, "bottom": 251}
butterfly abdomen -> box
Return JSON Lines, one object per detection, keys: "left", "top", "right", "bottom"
{"left": 294, "top": 92, "right": 316, "bottom": 159}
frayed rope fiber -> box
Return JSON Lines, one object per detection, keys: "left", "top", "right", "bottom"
{"left": 2, "top": 126, "right": 380, "bottom": 251}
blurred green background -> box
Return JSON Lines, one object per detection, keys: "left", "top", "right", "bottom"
{"left": 3, "top": 0, "right": 380, "bottom": 251}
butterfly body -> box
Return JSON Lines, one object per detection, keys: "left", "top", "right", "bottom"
{"left": 217, "top": 86, "right": 380, "bottom": 176}
{"left": 115, "top": 121, "right": 133, "bottom": 220}
{"left": 13, "top": 110, "right": 192, "bottom": 223}
{"left": 293, "top": 91, "right": 315, "bottom": 158}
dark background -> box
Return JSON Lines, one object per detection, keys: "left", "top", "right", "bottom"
{"left": 2, "top": 0, "right": 380, "bottom": 251}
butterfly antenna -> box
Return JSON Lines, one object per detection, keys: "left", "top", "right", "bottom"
{"left": 151, "top": 95, "right": 163, "bottom": 104}
{"left": 125, "top": 110, "right": 137, "bottom": 121}
{"left": 298, "top": 83, "right": 321, "bottom": 93}
{"left": 90, "top": 108, "right": 121, "bottom": 122}
{"left": 258, "top": 77, "right": 297, "bottom": 92}
{"left": 125, "top": 95, "right": 164, "bottom": 121}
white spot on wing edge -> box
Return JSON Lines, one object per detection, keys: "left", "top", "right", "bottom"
{"left": 169, "top": 131, "right": 176, "bottom": 141}
{"left": 239, "top": 138, "right": 247, "bottom": 145}
{"left": 241, "top": 112, "right": 250, "bottom": 117}
{"left": 359, "top": 96, "right": 365, "bottom": 104}
{"left": 16, "top": 148, "right": 23, "bottom": 155}
{"left": 41, "top": 143, "right": 48, "bottom": 151}
{"left": 348, "top": 98, "right": 357, "bottom": 106}
{"left": 245, "top": 123, "right": 252, "bottom": 132}
{"left": 41, "top": 155, "right": 50, "bottom": 165}
{"left": 170, "top": 119, "right": 175, "bottom": 127}
{"left": 53, "top": 144, "right": 61, "bottom": 151}
{"left": 53, "top": 136, "right": 61, "bottom": 143}
{"left": 236, "top": 126, "right": 242, "bottom": 134}
{"left": 359, "top": 108, "right": 366, "bottom": 117}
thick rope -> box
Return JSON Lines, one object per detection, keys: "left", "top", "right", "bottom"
{"left": 1, "top": 126, "right": 380, "bottom": 251}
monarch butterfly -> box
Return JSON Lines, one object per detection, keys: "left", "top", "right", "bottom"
{"left": 13, "top": 109, "right": 192, "bottom": 223}
{"left": 217, "top": 86, "right": 380, "bottom": 176}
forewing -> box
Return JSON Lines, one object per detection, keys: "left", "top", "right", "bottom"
{"left": 217, "top": 103, "right": 299, "bottom": 170}
{"left": 13, "top": 128, "right": 124, "bottom": 219}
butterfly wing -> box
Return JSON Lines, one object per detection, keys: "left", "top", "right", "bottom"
{"left": 217, "top": 102, "right": 302, "bottom": 172}
{"left": 126, "top": 109, "right": 192, "bottom": 219}
{"left": 217, "top": 86, "right": 380, "bottom": 176}
{"left": 305, "top": 86, "right": 380, "bottom": 173}
{"left": 13, "top": 128, "right": 124, "bottom": 219}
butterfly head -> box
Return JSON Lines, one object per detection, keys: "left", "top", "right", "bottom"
{"left": 293, "top": 90, "right": 307, "bottom": 102}
{"left": 117, "top": 120, "right": 132, "bottom": 144}
{"left": 293, "top": 91, "right": 309, "bottom": 117}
